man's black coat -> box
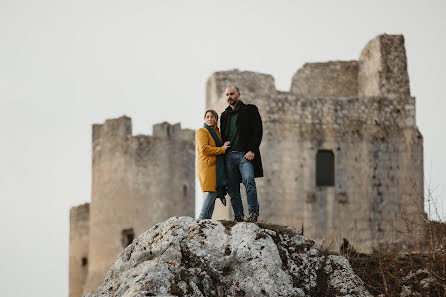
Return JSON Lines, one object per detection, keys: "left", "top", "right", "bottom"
{"left": 220, "top": 100, "right": 264, "bottom": 178}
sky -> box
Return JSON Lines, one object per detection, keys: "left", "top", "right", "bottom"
{"left": 1, "top": 1, "right": 445, "bottom": 296}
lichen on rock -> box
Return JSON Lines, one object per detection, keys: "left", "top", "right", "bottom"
{"left": 84, "top": 216, "right": 372, "bottom": 297}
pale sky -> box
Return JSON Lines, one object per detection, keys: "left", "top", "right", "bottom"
{"left": 1, "top": 1, "right": 445, "bottom": 296}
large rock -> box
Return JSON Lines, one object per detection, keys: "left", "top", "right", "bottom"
{"left": 85, "top": 217, "right": 372, "bottom": 297}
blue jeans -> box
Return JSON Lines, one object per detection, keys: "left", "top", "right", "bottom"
{"left": 198, "top": 192, "right": 218, "bottom": 219}
{"left": 225, "top": 152, "right": 259, "bottom": 220}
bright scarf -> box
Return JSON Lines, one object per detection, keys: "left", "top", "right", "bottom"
{"left": 203, "top": 123, "right": 228, "bottom": 196}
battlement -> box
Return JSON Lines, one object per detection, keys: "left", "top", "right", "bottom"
{"left": 92, "top": 116, "right": 132, "bottom": 142}
{"left": 151, "top": 122, "right": 194, "bottom": 141}
{"left": 153, "top": 122, "right": 181, "bottom": 137}
{"left": 93, "top": 117, "right": 194, "bottom": 144}
{"left": 207, "top": 34, "right": 410, "bottom": 102}
{"left": 92, "top": 116, "right": 195, "bottom": 166}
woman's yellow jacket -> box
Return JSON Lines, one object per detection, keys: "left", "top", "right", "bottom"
{"left": 196, "top": 127, "right": 226, "bottom": 192}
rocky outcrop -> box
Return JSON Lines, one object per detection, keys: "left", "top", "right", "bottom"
{"left": 85, "top": 217, "right": 372, "bottom": 297}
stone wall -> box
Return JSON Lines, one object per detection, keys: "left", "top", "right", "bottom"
{"left": 69, "top": 203, "right": 89, "bottom": 297}
{"left": 81, "top": 116, "right": 195, "bottom": 294}
{"left": 358, "top": 34, "right": 410, "bottom": 97}
{"left": 290, "top": 61, "right": 358, "bottom": 97}
{"left": 260, "top": 94, "right": 423, "bottom": 251}
{"left": 206, "top": 34, "right": 424, "bottom": 252}
{"left": 70, "top": 33, "right": 424, "bottom": 296}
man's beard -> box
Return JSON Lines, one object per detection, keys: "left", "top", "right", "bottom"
{"left": 228, "top": 98, "right": 238, "bottom": 106}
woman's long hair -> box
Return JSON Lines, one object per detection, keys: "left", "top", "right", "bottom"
{"left": 204, "top": 110, "right": 219, "bottom": 129}
{"left": 204, "top": 109, "right": 218, "bottom": 121}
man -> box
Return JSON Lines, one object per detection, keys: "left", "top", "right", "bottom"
{"left": 220, "top": 86, "right": 263, "bottom": 222}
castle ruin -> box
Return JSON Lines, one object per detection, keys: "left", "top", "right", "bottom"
{"left": 69, "top": 117, "right": 195, "bottom": 297}
{"left": 69, "top": 34, "right": 425, "bottom": 296}
{"left": 207, "top": 34, "right": 424, "bottom": 252}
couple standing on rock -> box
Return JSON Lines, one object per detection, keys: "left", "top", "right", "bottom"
{"left": 196, "top": 86, "right": 263, "bottom": 223}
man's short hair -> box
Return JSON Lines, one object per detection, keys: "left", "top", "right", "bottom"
{"left": 226, "top": 85, "right": 240, "bottom": 93}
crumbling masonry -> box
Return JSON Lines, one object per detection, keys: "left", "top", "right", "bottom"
{"left": 69, "top": 118, "right": 195, "bottom": 297}
{"left": 69, "top": 34, "right": 424, "bottom": 297}
{"left": 207, "top": 34, "right": 424, "bottom": 252}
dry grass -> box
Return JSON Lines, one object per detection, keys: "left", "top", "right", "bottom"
{"left": 219, "top": 183, "right": 446, "bottom": 296}
{"left": 345, "top": 182, "right": 446, "bottom": 296}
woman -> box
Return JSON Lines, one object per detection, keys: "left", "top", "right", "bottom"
{"left": 196, "top": 110, "right": 230, "bottom": 219}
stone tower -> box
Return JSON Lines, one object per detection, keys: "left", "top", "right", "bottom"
{"left": 207, "top": 34, "right": 424, "bottom": 252}
{"left": 69, "top": 203, "right": 89, "bottom": 297}
{"left": 69, "top": 116, "right": 195, "bottom": 296}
